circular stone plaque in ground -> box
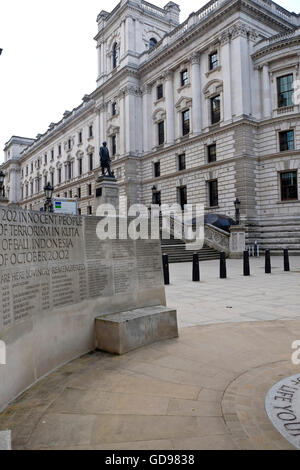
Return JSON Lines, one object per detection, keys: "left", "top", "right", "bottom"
{"left": 265, "top": 374, "right": 300, "bottom": 450}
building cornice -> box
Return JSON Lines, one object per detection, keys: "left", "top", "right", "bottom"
{"left": 19, "top": 101, "right": 96, "bottom": 162}
{"left": 139, "top": 0, "right": 295, "bottom": 75}
{"left": 252, "top": 34, "right": 300, "bottom": 60}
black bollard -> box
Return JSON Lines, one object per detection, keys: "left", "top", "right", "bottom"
{"left": 162, "top": 254, "right": 170, "bottom": 285}
{"left": 220, "top": 252, "right": 227, "bottom": 279}
{"left": 193, "top": 252, "right": 200, "bottom": 282}
{"left": 284, "top": 249, "right": 290, "bottom": 272}
{"left": 265, "top": 250, "right": 271, "bottom": 274}
{"left": 243, "top": 250, "right": 250, "bottom": 276}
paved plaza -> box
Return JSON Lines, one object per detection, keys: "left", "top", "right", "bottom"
{"left": 0, "top": 256, "right": 299, "bottom": 450}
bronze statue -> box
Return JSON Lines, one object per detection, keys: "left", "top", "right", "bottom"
{"left": 99, "top": 142, "right": 113, "bottom": 177}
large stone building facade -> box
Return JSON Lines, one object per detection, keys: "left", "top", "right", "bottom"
{"left": 2, "top": 0, "right": 300, "bottom": 251}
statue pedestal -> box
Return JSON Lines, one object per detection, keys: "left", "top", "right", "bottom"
{"left": 94, "top": 176, "right": 119, "bottom": 214}
{"left": 229, "top": 225, "right": 246, "bottom": 259}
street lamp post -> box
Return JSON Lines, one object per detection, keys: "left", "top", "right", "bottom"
{"left": 234, "top": 198, "right": 241, "bottom": 225}
{"left": 44, "top": 181, "right": 54, "bottom": 213}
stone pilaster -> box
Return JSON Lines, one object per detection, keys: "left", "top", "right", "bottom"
{"left": 190, "top": 53, "right": 202, "bottom": 135}
{"left": 142, "top": 84, "right": 152, "bottom": 153}
{"left": 164, "top": 71, "right": 175, "bottom": 145}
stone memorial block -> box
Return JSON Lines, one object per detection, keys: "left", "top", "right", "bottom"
{"left": 0, "top": 205, "right": 171, "bottom": 411}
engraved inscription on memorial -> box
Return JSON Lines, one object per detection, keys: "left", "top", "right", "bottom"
{"left": 265, "top": 374, "right": 300, "bottom": 450}
{"left": 84, "top": 218, "right": 113, "bottom": 298}
{"left": 136, "top": 240, "right": 163, "bottom": 289}
{"left": 0, "top": 207, "right": 86, "bottom": 331}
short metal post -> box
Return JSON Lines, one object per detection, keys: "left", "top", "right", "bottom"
{"left": 193, "top": 252, "right": 200, "bottom": 282}
{"left": 243, "top": 251, "right": 250, "bottom": 276}
{"left": 284, "top": 249, "right": 290, "bottom": 272}
{"left": 220, "top": 252, "right": 227, "bottom": 279}
{"left": 265, "top": 250, "right": 271, "bottom": 274}
{"left": 163, "top": 254, "right": 170, "bottom": 285}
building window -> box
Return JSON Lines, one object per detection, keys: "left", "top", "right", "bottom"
{"left": 112, "top": 135, "right": 117, "bottom": 156}
{"left": 58, "top": 168, "right": 62, "bottom": 184}
{"left": 44, "top": 175, "right": 47, "bottom": 187}
{"left": 178, "top": 154, "right": 186, "bottom": 171}
{"left": 50, "top": 172, "right": 54, "bottom": 187}
{"left": 208, "top": 180, "right": 218, "bottom": 207}
{"left": 51, "top": 149, "right": 54, "bottom": 160}
{"left": 149, "top": 37, "right": 157, "bottom": 49}
{"left": 279, "top": 130, "right": 295, "bottom": 152}
{"left": 89, "top": 125, "right": 93, "bottom": 138}
{"left": 158, "top": 121, "right": 165, "bottom": 146}
{"left": 58, "top": 144, "right": 62, "bottom": 156}
{"left": 44, "top": 154, "right": 47, "bottom": 165}
{"left": 277, "top": 74, "right": 293, "bottom": 108}
{"left": 78, "top": 158, "right": 83, "bottom": 176}
{"left": 154, "top": 162, "right": 160, "bottom": 178}
{"left": 87, "top": 206, "right": 92, "bottom": 215}
{"left": 209, "top": 51, "right": 218, "bottom": 71}
{"left": 112, "top": 102, "right": 117, "bottom": 116}
{"left": 77, "top": 187, "right": 81, "bottom": 199}
{"left": 211, "top": 95, "right": 221, "bottom": 124}
{"left": 181, "top": 69, "right": 189, "bottom": 87}
{"left": 280, "top": 171, "right": 298, "bottom": 201}
{"left": 78, "top": 131, "right": 82, "bottom": 144}
{"left": 65, "top": 161, "right": 72, "bottom": 181}
{"left": 178, "top": 186, "right": 187, "bottom": 211}
{"left": 153, "top": 190, "right": 161, "bottom": 205}
{"left": 157, "top": 84, "right": 163, "bottom": 100}
{"left": 68, "top": 139, "right": 72, "bottom": 150}
{"left": 89, "top": 154, "right": 93, "bottom": 172}
{"left": 78, "top": 208, "right": 81, "bottom": 215}
{"left": 64, "top": 192, "right": 67, "bottom": 198}
{"left": 88, "top": 184, "right": 92, "bottom": 196}
{"left": 207, "top": 144, "right": 217, "bottom": 163}
{"left": 31, "top": 163, "right": 33, "bottom": 173}
{"left": 182, "top": 110, "right": 190, "bottom": 136}
{"left": 112, "top": 43, "right": 119, "bottom": 69}
{"left": 26, "top": 166, "right": 28, "bottom": 176}
{"left": 69, "top": 190, "right": 72, "bottom": 198}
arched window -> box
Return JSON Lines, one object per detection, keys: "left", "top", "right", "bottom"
{"left": 149, "top": 37, "right": 157, "bottom": 49}
{"left": 112, "top": 42, "right": 119, "bottom": 69}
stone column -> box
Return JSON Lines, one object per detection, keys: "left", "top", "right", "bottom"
{"left": 119, "top": 91, "right": 126, "bottom": 156}
{"left": 97, "top": 43, "right": 102, "bottom": 79}
{"left": 142, "top": 84, "right": 152, "bottom": 153}
{"left": 262, "top": 63, "right": 272, "bottom": 118}
{"left": 190, "top": 53, "right": 202, "bottom": 135}
{"left": 95, "top": 107, "right": 101, "bottom": 163}
{"left": 230, "top": 24, "right": 251, "bottom": 118}
{"left": 125, "top": 87, "right": 137, "bottom": 154}
{"left": 125, "top": 16, "right": 135, "bottom": 53}
{"left": 220, "top": 31, "right": 232, "bottom": 123}
{"left": 165, "top": 71, "right": 175, "bottom": 145}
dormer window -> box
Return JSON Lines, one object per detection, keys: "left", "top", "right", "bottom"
{"left": 112, "top": 43, "right": 119, "bottom": 69}
{"left": 149, "top": 38, "right": 157, "bottom": 49}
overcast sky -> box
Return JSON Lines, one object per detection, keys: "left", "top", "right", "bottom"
{"left": 0, "top": 0, "right": 299, "bottom": 162}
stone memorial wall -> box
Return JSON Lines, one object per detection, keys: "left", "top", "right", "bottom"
{"left": 0, "top": 206, "right": 166, "bottom": 411}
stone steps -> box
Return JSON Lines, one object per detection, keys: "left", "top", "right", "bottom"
{"left": 246, "top": 218, "right": 300, "bottom": 254}
{"left": 161, "top": 240, "right": 220, "bottom": 263}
